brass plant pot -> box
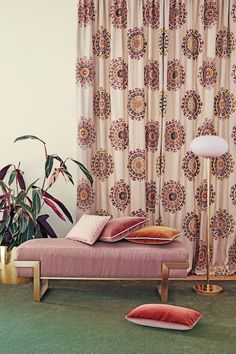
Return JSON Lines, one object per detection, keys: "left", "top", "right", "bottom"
{"left": 0, "top": 246, "right": 31, "bottom": 285}
{"left": 0, "top": 246, "right": 12, "bottom": 265}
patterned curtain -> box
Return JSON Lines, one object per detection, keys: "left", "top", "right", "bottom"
{"left": 76, "top": 0, "right": 236, "bottom": 275}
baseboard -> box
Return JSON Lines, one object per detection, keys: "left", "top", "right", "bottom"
{"left": 186, "top": 275, "right": 236, "bottom": 281}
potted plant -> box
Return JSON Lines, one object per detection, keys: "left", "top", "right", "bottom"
{"left": 0, "top": 135, "right": 92, "bottom": 262}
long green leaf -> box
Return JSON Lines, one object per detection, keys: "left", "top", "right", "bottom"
{"left": 26, "top": 178, "right": 40, "bottom": 194}
{"left": 0, "top": 180, "right": 8, "bottom": 193}
{"left": 15, "top": 190, "right": 26, "bottom": 204}
{"left": 45, "top": 155, "right": 54, "bottom": 178}
{"left": 14, "top": 135, "right": 45, "bottom": 144}
{"left": 20, "top": 219, "right": 35, "bottom": 243}
{"left": 19, "top": 215, "right": 29, "bottom": 234}
{"left": 0, "top": 233, "right": 5, "bottom": 244}
{"left": 62, "top": 168, "right": 74, "bottom": 185}
{"left": 8, "top": 170, "right": 16, "bottom": 186}
{"left": 18, "top": 201, "right": 32, "bottom": 215}
{"left": 0, "top": 221, "right": 6, "bottom": 234}
{"left": 9, "top": 222, "right": 18, "bottom": 235}
{"left": 32, "top": 189, "right": 41, "bottom": 218}
{"left": 6, "top": 215, "right": 11, "bottom": 227}
{"left": 13, "top": 211, "right": 20, "bottom": 223}
{"left": 70, "top": 159, "right": 93, "bottom": 185}
{"left": 8, "top": 239, "right": 18, "bottom": 251}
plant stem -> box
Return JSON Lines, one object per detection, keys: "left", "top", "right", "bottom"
{"left": 43, "top": 143, "right": 48, "bottom": 159}
{"left": 15, "top": 165, "right": 19, "bottom": 196}
{"left": 41, "top": 143, "right": 48, "bottom": 192}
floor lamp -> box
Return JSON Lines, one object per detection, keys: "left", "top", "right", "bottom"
{"left": 190, "top": 135, "right": 228, "bottom": 295}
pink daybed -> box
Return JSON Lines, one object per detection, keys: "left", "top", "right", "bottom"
{"left": 15, "top": 238, "right": 189, "bottom": 303}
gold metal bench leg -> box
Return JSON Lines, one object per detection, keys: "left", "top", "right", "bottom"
{"left": 41, "top": 279, "right": 49, "bottom": 300}
{"left": 14, "top": 260, "right": 48, "bottom": 302}
{"left": 33, "top": 261, "right": 41, "bottom": 301}
{"left": 157, "top": 261, "right": 189, "bottom": 303}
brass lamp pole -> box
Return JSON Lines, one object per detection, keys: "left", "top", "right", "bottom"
{"left": 190, "top": 135, "right": 228, "bottom": 296}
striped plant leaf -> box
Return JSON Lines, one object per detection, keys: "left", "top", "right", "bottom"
{"left": 8, "top": 170, "right": 16, "bottom": 186}
{"left": 47, "top": 168, "right": 60, "bottom": 188}
{"left": 37, "top": 214, "right": 57, "bottom": 238}
{"left": 43, "top": 197, "right": 66, "bottom": 221}
{"left": 19, "top": 215, "right": 29, "bottom": 234}
{"left": 70, "top": 158, "right": 93, "bottom": 185}
{"left": 9, "top": 222, "right": 18, "bottom": 235}
{"left": 0, "top": 194, "right": 9, "bottom": 200}
{"left": 13, "top": 211, "right": 20, "bottom": 223}
{"left": 15, "top": 191, "right": 26, "bottom": 204}
{"left": 14, "top": 135, "right": 45, "bottom": 144}
{"left": 0, "top": 164, "right": 12, "bottom": 180}
{"left": 16, "top": 169, "right": 26, "bottom": 190}
{"left": 32, "top": 189, "right": 41, "bottom": 218}
{"left": 45, "top": 155, "right": 54, "bottom": 178}
{"left": 43, "top": 191, "right": 73, "bottom": 223}
{"left": 0, "top": 221, "right": 6, "bottom": 234}
{"left": 61, "top": 168, "right": 74, "bottom": 185}
{"left": 26, "top": 179, "right": 40, "bottom": 194}
{"left": 0, "top": 180, "right": 8, "bottom": 193}
{"left": 6, "top": 215, "right": 11, "bottom": 227}
{"left": 18, "top": 201, "right": 32, "bottom": 216}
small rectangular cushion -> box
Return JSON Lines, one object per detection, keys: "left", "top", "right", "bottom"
{"left": 16, "top": 239, "right": 188, "bottom": 278}
{"left": 126, "top": 226, "right": 181, "bottom": 245}
{"left": 65, "top": 214, "right": 110, "bottom": 245}
{"left": 125, "top": 304, "right": 202, "bottom": 330}
{"left": 99, "top": 216, "right": 148, "bottom": 242}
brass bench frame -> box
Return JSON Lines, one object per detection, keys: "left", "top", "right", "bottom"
{"left": 14, "top": 260, "right": 188, "bottom": 303}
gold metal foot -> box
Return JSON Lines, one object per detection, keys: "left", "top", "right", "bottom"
{"left": 193, "top": 283, "right": 223, "bottom": 296}
{"left": 158, "top": 261, "right": 189, "bottom": 303}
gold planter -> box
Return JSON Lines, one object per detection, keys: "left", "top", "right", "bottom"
{"left": 0, "top": 246, "right": 31, "bottom": 285}
{"left": 0, "top": 246, "right": 12, "bottom": 265}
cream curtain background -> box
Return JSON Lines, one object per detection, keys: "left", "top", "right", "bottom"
{"left": 76, "top": 0, "right": 236, "bottom": 275}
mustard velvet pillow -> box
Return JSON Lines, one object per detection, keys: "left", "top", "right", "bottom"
{"left": 125, "top": 226, "right": 181, "bottom": 245}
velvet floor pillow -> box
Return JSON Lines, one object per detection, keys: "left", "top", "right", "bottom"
{"left": 125, "top": 304, "right": 202, "bottom": 330}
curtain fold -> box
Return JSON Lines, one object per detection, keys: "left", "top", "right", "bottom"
{"left": 76, "top": 0, "right": 236, "bottom": 275}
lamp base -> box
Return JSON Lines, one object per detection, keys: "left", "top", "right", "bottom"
{"left": 193, "top": 283, "right": 223, "bottom": 296}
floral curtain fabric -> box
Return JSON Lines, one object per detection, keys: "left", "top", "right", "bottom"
{"left": 76, "top": 0, "right": 236, "bottom": 275}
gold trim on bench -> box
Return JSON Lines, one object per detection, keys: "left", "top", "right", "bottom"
{"left": 14, "top": 260, "right": 188, "bottom": 303}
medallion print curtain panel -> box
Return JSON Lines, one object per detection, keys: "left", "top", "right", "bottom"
{"left": 76, "top": 0, "right": 236, "bottom": 275}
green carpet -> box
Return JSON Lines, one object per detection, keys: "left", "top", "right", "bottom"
{"left": 0, "top": 280, "right": 235, "bottom": 354}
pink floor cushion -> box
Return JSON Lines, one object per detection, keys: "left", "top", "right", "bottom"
{"left": 125, "top": 304, "right": 202, "bottom": 330}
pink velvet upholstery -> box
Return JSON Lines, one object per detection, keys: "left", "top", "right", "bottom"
{"left": 99, "top": 216, "right": 148, "bottom": 242}
{"left": 16, "top": 238, "right": 188, "bottom": 278}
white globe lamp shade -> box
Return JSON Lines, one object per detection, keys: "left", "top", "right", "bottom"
{"left": 190, "top": 135, "right": 228, "bottom": 158}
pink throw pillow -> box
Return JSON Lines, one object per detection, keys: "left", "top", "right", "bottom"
{"left": 99, "top": 217, "right": 148, "bottom": 242}
{"left": 125, "top": 304, "right": 202, "bottom": 330}
{"left": 65, "top": 214, "right": 111, "bottom": 245}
